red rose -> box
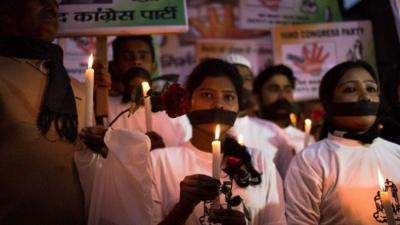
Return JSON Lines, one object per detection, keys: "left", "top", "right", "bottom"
{"left": 311, "top": 108, "right": 325, "bottom": 122}
{"left": 160, "top": 83, "right": 190, "bottom": 118}
{"left": 225, "top": 156, "right": 242, "bottom": 168}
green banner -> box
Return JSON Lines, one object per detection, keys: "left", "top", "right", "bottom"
{"left": 239, "top": 0, "right": 342, "bottom": 30}
{"left": 58, "top": 0, "right": 188, "bottom": 37}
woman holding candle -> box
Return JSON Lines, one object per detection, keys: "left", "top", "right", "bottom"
{"left": 151, "top": 58, "right": 286, "bottom": 225}
{"left": 284, "top": 60, "right": 400, "bottom": 225}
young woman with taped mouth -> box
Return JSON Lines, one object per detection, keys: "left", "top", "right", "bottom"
{"left": 284, "top": 60, "right": 400, "bottom": 225}
{"left": 151, "top": 58, "right": 286, "bottom": 225}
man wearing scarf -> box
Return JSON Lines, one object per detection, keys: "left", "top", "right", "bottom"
{"left": 253, "top": 64, "right": 315, "bottom": 153}
{"left": 0, "top": 0, "right": 85, "bottom": 224}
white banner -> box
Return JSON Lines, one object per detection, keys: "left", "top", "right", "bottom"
{"left": 272, "top": 21, "right": 376, "bottom": 101}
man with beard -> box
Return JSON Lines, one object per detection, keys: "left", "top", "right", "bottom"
{"left": 222, "top": 54, "right": 294, "bottom": 178}
{"left": 108, "top": 35, "right": 157, "bottom": 96}
{"left": 253, "top": 64, "right": 314, "bottom": 153}
{"left": 90, "top": 35, "right": 185, "bottom": 149}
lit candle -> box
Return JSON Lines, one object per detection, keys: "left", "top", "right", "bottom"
{"left": 84, "top": 53, "right": 94, "bottom": 127}
{"left": 378, "top": 169, "right": 396, "bottom": 225}
{"left": 212, "top": 124, "right": 221, "bottom": 180}
{"left": 212, "top": 124, "right": 221, "bottom": 204}
{"left": 237, "top": 134, "right": 244, "bottom": 146}
{"left": 303, "top": 118, "right": 312, "bottom": 149}
{"left": 141, "top": 81, "right": 152, "bottom": 132}
{"left": 289, "top": 113, "right": 297, "bottom": 126}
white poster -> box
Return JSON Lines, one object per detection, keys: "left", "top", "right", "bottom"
{"left": 272, "top": 21, "right": 376, "bottom": 101}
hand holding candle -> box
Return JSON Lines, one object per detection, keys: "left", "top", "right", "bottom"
{"left": 303, "top": 118, "right": 312, "bottom": 149}
{"left": 141, "top": 81, "right": 152, "bottom": 132}
{"left": 378, "top": 169, "right": 397, "bottom": 225}
{"left": 85, "top": 54, "right": 94, "bottom": 127}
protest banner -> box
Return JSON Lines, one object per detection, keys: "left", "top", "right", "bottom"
{"left": 239, "top": 0, "right": 342, "bottom": 30}
{"left": 272, "top": 20, "right": 376, "bottom": 101}
{"left": 58, "top": 0, "right": 188, "bottom": 36}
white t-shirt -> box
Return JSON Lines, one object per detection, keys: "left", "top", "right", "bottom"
{"left": 172, "top": 114, "right": 192, "bottom": 142}
{"left": 150, "top": 142, "right": 287, "bottom": 225}
{"left": 285, "top": 135, "right": 400, "bottom": 225}
{"left": 75, "top": 129, "right": 153, "bottom": 225}
{"left": 283, "top": 125, "right": 315, "bottom": 153}
{"left": 232, "top": 116, "right": 295, "bottom": 178}
{"left": 108, "top": 96, "right": 185, "bottom": 147}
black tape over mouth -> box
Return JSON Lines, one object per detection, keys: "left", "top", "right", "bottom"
{"left": 327, "top": 102, "right": 379, "bottom": 116}
{"left": 187, "top": 108, "right": 237, "bottom": 127}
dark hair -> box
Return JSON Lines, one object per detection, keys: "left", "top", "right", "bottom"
{"left": 253, "top": 64, "right": 295, "bottom": 97}
{"left": 222, "top": 137, "right": 261, "bottom": 188}
{"left": 319, "top": 60, "right": 379, "bottom": 109}
{"left": 121, "top": 67, "right": 151, "bottom": 103}
{"left": 185, "top": 58, "right": 243, "bottom": 108}
{"left": 112, "top": 35, "right": 155, "bottom": 62}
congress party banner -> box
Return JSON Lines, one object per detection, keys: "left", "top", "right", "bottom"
{"left": 239, "top": 0, "right": 342, "bottom": 30}
{"left": 272, "top": 21, "right": 376, "bottom": 101}
{"left": 58, "top": 0, "right": 188, "bottom": 36}
{"left": 195, "top": 38, "right": 273, "bottom": 75}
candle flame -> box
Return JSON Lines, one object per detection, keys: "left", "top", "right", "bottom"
{"left": 377, "top": 169, "right": 386, "bottom": 191}
{"left": 289, "top": 113, "right": 297, "bottom": 126}
{"left": 304, "top": 118, "right": 312, "bottom": 133}
{"left": 141, "top": 81, "right": 151, "bottom": 96}
{"left": 215, "top": 124, "right": 220, "bottom": 140}
{"left": 237, "top": 134, "right": 244, "bottom": 145}
{"left": 88, "top": 53, "right": 94, "bottom": 69}
{"left": 305, "top": 118, "right": 312, "bottom": 127}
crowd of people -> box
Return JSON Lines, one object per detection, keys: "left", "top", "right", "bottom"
{"left": 1, "top": 0, "right": 400, "bottom": 225}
